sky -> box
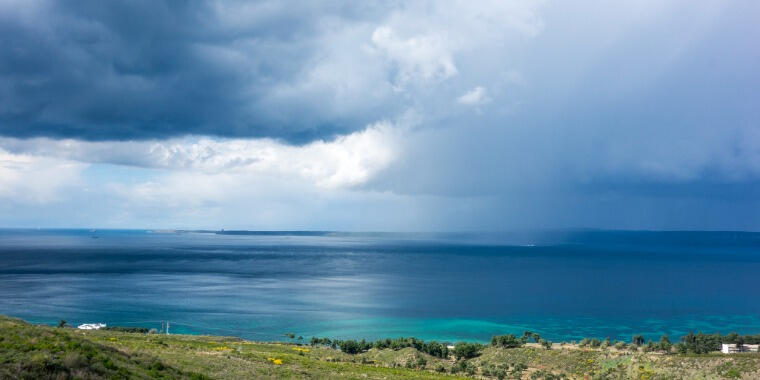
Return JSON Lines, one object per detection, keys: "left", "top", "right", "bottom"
{"left": 0, "top": 0, "right": 758, "bottom": 231}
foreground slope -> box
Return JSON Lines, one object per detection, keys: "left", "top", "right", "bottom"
{"left": 2, "top": 315, "right": 760, "bottom": 379}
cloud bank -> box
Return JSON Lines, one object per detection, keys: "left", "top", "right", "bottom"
{"left": 0, "top": 0, "right": 759, "bottom": 230}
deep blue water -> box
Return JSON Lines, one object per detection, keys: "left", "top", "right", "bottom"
{"left": 1, "top": 229, "right": 759, "bottom": 343}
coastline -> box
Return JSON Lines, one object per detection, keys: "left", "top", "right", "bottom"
{"left": 3, "top": 314, "right": 760, "bottom": 379}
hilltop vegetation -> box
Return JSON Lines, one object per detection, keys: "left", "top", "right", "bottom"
{"left": 2, "top": 315, "right": 760, "bottom": 379}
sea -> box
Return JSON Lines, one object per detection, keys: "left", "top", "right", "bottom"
{"left": 1, "top": 229, "right": 759, "bottom": 343}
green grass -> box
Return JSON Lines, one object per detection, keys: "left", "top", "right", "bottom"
{"left": 2, "top": 315, "right": 760, "bottom": 379}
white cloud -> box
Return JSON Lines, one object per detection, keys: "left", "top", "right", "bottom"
{"left": 371, "top": 26, "right": 458, "bottom": 88}
{"left": 0, "top": 121, "right": 401, "bottom": 189}
{"left": 457, "top": 86, "right": 491, "bottom": 105}
{"left": 3, "top": 0, "right": 758, "bottom": 231}
{"left": 0, "top": 149, "right": 84, "bottom": 203}
{"left": 0, "top": 121, "right": 409, "bottom": 229}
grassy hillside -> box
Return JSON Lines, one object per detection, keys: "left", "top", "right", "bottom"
{"left": 2, "top": 315, "right": 759, "bottom": 379}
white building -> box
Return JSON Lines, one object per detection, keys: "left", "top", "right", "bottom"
{"left": 77, "top": 323, "right": 106, "bottom": 330}
{"left": 721, "top": 343, "right": 760, "bottom": 353}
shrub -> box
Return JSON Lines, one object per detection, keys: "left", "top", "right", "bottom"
{"left": 679, "top": 332, "right": 721, "bottom": 354}
{"left": 540, "top": 339, "right": 552, "bottom": 350}
{"left": 369, "top": 337, "right": 448, "bottom": 358}
{"left": 491, "top": 334, "right": 523, "bottom": 348}
{"left": 453, "top": 342, "right": 483, "bottom": 359}
{"left": 103, "top": 326, "right": 149, "bottom": 333}
{"left": 338, "top": 340, "right": 361, "bottom": 354}
{"left": 310, "top": 337, "right": 332, "bottom": 347}
{"left": 659, "top": 334, "right": 672, "bottom": 352}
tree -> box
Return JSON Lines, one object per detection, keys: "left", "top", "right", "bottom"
{"left": 339, "top": 340, "right": 361, "bottom": 354}
{"left": 491, "top": 334, "right": 523, "bottom": 348}
{"left": 726, "top": 332, "right": 744, "bottom": 350}
{"left": 659, "top": 335, "right": 672, "bottom": 352}
{"left": 453, "top": 342, "right": 482, "bottom": 359}
{"left": 632, "top": 334, "right": 645, "bottom": 346}
{"left": 57, "top": 320, "right": 67, "bottom": 328}
{"left": 680, "top": 332, "right": 721, "bottom": 353}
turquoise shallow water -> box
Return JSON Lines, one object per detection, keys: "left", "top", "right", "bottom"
{"left": 1, "top": 229, "right": 759, "bottom": 343}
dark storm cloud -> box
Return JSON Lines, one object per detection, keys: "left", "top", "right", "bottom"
{"left": 2, "top": 0, "right": 760, "bottom": 231}
{"left": 0, "top": 0, "right": 393, "bottom": 142}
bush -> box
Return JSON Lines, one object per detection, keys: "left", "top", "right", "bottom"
{"left": 453, "top": 342, "right": 483, "bottom": 360}
{"left": 310, "top": 337, "right": 332, "bottom": 347}
{"left": 330, "top": 339, "right": 373, "bottom": 354}
{"left": 103, "top": 326, "right": 149, "bottom": 333}
{"left": 369, "top": 337, "right": 448, "bottom": 358}
{"left": 679, "top": 332, "right": 721, "bottom": 354}
{"left": 338, "top": 340, "right": 361, "bottom": 354}
{"left": 632, "top": 334, "right": 645, "bottom": 346}
{"left": 491, "top": 334, "right": 523, "bottom": 348}
{"left": 540, "top": 339, "right": 552, "bottom": 350}
{"left": 659, "top": 335, "right": 672, "bottom": 352}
